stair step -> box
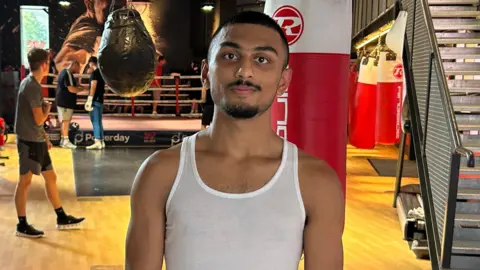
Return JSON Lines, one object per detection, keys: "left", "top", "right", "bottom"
{"left": 429, "top": 0, "right": 479, "bottom": 4}
{"left": 451, "top": 254, "right": 480, "bottom": 269}
{"left": 433, "top": 19, "right": 480, "bottom": 30}
{"left": 444, "top": 62, "right": 480, "bottom": 76}
{"left": 456, "top": 213, "right": 480, "bottom": 228}
{"left": 431, "top": 6, "right": 480, "bottom": 17}
{"left": 454, "top": 104, "right": 480, "bottom": 112}
{"left": 437, "top": 32, "right": 480, "bottom": 44}
{"left": 457, "top": 188, "right": 480, "bottom": 200}
{"left": 461, "top": 134, "right": 480, "bottom": 153}
{"left": 448, "top": 80, "right": 480, "bottom": 93}
{"left": 452, "top": 96, "right": 480, "bottom": 113}
{"left": 441, "top": 47, "right": 480, "bottom": 59}
{"left": 460, "top": 166, "right": 480, "bottom": 174}
{"left": 457, "top": 201, "right": 480, "bottom": 215}
{"left": 452, "top": 240, "right": 480, "bottom": 255}
{"left": 456, "top": 114, "right": 480, "bottom": 130}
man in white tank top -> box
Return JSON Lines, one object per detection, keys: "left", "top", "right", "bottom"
{"left": 125, "top": 11, "right": 345, "bottom": 270}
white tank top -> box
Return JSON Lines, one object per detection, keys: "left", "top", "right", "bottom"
{"left": 164, "top": 133, "right": 306, "bottom": 270}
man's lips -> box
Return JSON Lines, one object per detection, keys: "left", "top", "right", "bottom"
{"left": 231, "top": 86, "right": 257, "bottom": 92}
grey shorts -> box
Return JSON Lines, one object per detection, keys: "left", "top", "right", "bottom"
{"left": 57, "top": 106, "right": 74, "bottom": 121}
{"left": 17, "top": 139, "right": 53, "bottom": 175}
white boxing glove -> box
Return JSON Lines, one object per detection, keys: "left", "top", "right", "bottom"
{"left": 85, "top": 96, "right": 93, "bottom": 112}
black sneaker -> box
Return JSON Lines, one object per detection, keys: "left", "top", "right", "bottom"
{"left": 56, "top": 215, "right": 85, "bottom": 230}
{"left": 16, "top": 223, "right": 44, "bottom": 238}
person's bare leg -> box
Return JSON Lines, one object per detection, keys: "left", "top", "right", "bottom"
{"left": 41, "top": 170, "right": 62, "bottom": 209}
{"left": 61, "top": 120, "right": 70, "bottom": 137}
{"left": 191, "top": 101, "right": 198, "bottom": 114}
{"left": 14, "top": 171, "right": 33, "bottom": 217}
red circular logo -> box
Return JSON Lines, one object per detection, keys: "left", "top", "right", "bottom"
{"left": 272, "top": 5, "right": 304, "bottom": 46}
{"left": 393, "top": 63, "right": 403, "bottom": 79}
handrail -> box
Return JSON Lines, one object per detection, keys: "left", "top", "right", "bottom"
{"left": 418, "top": 0, "right": 475, "bottom": 167}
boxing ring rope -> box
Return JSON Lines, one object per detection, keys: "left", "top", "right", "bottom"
{"left": 26, "top": 66, "right": 205, "bottom": 118}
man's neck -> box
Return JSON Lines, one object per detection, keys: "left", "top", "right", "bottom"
{"left": 30, "top": 70, "right": 44, "bottom": 84}
{"left": 204, "top": 109, "right": 282, "bottom": 158}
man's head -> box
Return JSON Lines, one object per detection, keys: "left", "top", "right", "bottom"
{"left": 202, "top": 11, "right": 292, "bottom": 120}
{"left": 84, "top": 0, "right": 109, "bottom": 24}
{"left": 48, "top": 49, "right": 55, "bottom": 59}
{"left": 88, "top": 56, "right": 98, "bottom": 69}
{"left": 27, "top": 48, "right": 50, "bottom": 76}
{"left": 158, "top": 55, "right": 166, "bottom": 66}
{"left": 68, "top": 61, "right": 81, "bottom": 74}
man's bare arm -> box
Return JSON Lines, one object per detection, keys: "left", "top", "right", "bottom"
{"left": 89, "top": 80, "right": 97, "bottom": 96}
{"left": 300, "top": 153, "right": 345, "bottom": 270}
{"left": 32, "top": 102, "right": 51, "bottom": 126}
{"left": 125, "top": 146, "right": 180, "bottom": 270}
{"left": 67, "top": 85, "right": 86, "bottom": 94}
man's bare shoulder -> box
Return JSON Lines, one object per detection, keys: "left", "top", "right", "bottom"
{"left": 297, "top": 149, "right": 344, "bottom": 213}
{"left": 297, "top": 149, "right": 341, "bottom": 192}
{"left": 131, "top": 143, "right": 183, "bottom": 201}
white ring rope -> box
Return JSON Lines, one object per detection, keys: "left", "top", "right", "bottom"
{"left": 41, "top": 73, "right": 206, "bottom": 117}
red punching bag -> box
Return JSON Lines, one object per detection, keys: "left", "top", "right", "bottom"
{"left": 348, "top": 61, "right": 359, "bottom": 132}
{"left": 376, "top": 48, "right": 403, "bottom": 145}
{"left": 349, "top": 53, "right": 378, "bottom": 149}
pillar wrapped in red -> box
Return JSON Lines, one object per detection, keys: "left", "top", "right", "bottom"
{"left": 349, "top": 56, "right": 378, "bottom": 149}
{"left": 265, "top": 0, "right": 352, "bottom": 196}
{"left": 0, "top": 117, "right": 5, "bottom": 147}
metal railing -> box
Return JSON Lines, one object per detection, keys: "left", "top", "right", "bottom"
{"left": 400, "top": 0, "right": 475, "bottom": 268}
{"left": 352, "top": 0, "right": 397, "bottom": 40}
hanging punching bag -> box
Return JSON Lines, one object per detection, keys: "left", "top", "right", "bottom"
{"left": 376, "top": 48, "right": 403, "bottom": 145}
{"left": 97, "top": 6, "right": 157, "bottom": 97}
{"left": 386, "top": 11, "right": 408, "bottom": 132}
{"left": 349, "top": 53, "right": 378, "bottom": 149}
{"left": 348, "top": 55, "right": 362, "bottom": 135}
{"left": 265, "top": 0, "right": 352, "bottom": 197}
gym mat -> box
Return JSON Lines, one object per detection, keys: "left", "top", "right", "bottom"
{"left": 73, "top": 148, "right": 157, "bottom": 197}
{"left": 367, "top": 158, "right": 418, "bottom": 178}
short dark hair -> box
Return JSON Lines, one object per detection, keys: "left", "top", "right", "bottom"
{"left": 158, "top": 55, "right": 165, "bottom": 62}
{"left": 208, "top": 11, "right": 289, "bottom": 69}
{"left": 88, "top": 56, "right": 98, "bottom": 64}
{"left": 27, "top": 48, "right": 49, "bottom": 71}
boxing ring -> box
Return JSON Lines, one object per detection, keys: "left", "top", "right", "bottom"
{"left": 25, "top": 66, "right": 205, "bottom": 148}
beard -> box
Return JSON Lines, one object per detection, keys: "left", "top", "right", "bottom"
{"left": 220, "top": 95, "right": 276, "bottom": 120}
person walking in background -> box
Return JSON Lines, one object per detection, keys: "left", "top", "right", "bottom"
{"left": 55, "top": 61, "right": 86, "bottom": 149}
{"left": 14, "top": 48, "right": 85, "bottom": 238}
{"left": 84, "top": 56, "right": 106, "bottom": 150}
{"left": 201, "top": 87, "right": 214, "bottom": 130}
{"left": 46, "top": 49, "right": 59, "bottom": 129}
{"left": 185, "top": 60, "right": 202, "bottom": 115}
{"left": 151, "top": 55, "right": 170, "bottom": 116}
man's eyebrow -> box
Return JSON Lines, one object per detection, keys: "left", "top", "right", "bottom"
{"left": 254, "top": 46, "right": 278, "bottom": 55}
{"left": 220, "top": 41, "right": 241, "bottom": 50}
{"left": 219, "top": 42, "right": 278, "bottom": 55}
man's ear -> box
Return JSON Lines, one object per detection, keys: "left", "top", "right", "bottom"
{"left": 276, "top": 68, "right": 293, "bottom": 97}
{"left": 201, "top": 59, "right": 210, "bottom": 89}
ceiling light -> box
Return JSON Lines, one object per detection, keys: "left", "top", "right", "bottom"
{"left": 59, "top": 1, "right": 71, "bottom": 7}
{"left": 202, "top": 3, "right": 214, "bottom": 11}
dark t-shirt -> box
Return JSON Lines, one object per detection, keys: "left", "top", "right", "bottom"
{"left": 90, "top": 68, "right": 105, "bottom": 104}
{"left": 205, "top": 89, "right": 214, "bottom": 106}
{"left": 14, "top": 76, "right": 45, "bottom": 142}
{"left": 56, "top": 69, "right": 78, "bottom": 109}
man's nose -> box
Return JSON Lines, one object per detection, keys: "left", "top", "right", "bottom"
{"left": 235, "top": 59, "right": 254, "bottom": 79}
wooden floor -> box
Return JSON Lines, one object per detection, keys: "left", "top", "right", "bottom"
{"left": 0, "top": 136, "right": 432, "bottom": 270}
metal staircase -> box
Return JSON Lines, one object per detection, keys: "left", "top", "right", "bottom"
{"left": 401, "top": 0, "right": 480, "bottom": 268}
